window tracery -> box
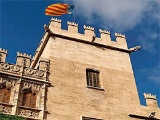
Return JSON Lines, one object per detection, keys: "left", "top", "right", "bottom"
{"left": 0, "top": 86, "right": 11, "bottom": 103}
{"left": 22, "top": 87, "right": 37, "bottom": 108}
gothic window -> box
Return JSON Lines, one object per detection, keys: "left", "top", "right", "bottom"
{"left": 82, "top": 116, "right": 103, "bottom": 120}
{"left": 22, "top": 91, "right": 37, "bottom": 108}
{"left": 0, "top": 86, "right": 11, "bottom": 103}
{"left": 86, "top": 68, "right": 100, "bottom": 88}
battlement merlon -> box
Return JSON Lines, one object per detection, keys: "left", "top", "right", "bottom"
{"left": 0, "top": 48, "right": 8, "bottom": 62}
{"left": 144, "top": 93, "right": 157, "bottom": 100}
{"left": 67, "top": 21, "right": 78, "bottom": 33}
{"left": 83, "top": 25, "right": 95, "bottom": 38}
{"left": 115, "top": 33, "right": 126, "bottom": 38}
{"left": 39, "top": 57, "right": 50, "bottom": 71}
{"left": 115, "top": 33, "right": 128, "bottom": 48}
{"left": 99, "top": 29, "right": 110, "bottom": 35}
{"left": 17, "top": 52, "right": 32, "bottom": 59}
{"left": 99, "top": 29, "right": 111, "bottom": 44}
{"left": 0, "top": 48, "right": 8, "bottom": 54}
{"left": 49, "top": 18, "right": 62, "bottom": 30}
{"left": 143, "top": 93, "right": 159, "bottom": 108}
{"left": 16, "top": 52, "right": 32, "bottom": 67}
{"left": 48, "top": 18, "right": 129, "bottom": 49}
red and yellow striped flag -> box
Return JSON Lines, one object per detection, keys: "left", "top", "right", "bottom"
{"left": 45, "top": 3, "right": 74, "bottom": 16}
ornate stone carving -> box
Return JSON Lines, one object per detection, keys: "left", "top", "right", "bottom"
{"left": 24, "top": 68, "right": 34, "bottom": 75}
{"left": 12, "top": 65, "right": 21, "bottom": 72}
{"left": 22, "top": 80, "right": 43, "bottom": 93}
{"left": 31, "top": 87, "right": 39, "bottom": 94}
{"left": 5, "top": 82, "right": 12, "bottom": 89}
{"left": 0, "top": 62, "right": 22, "bottom": 75}
{"left": 0, "top": 75, "right": 20, "bottom": 87}
{"left": 23, "top": 68, "right": 45, "bottom": 80}
{"left": 0, "top": 103, "right": 13, "bottom": 114}
{"left": 35, "top": 71, "right": 44, "bottom": 77}
{"left": 18, "top": 106, "right": 41, "bottom": 119}
{"left": 1, "top": 63, "right": 10, "bottom": 70}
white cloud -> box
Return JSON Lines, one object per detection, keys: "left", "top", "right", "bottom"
{"left": 140, "top": 63, "right": 160, "bottom": 83}
{"left": 64, "top": 0, "right": 160, "bottom": 53}
{"left": 64, "top": 0, "right": 160, "bottom": 31}
{"left": 138, "top": 31, "right": 159, "bottom": 52}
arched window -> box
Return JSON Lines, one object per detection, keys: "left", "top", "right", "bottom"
{"left": 0, "top": 86, "right": 11, "bottom": 103}
{"left": 22, "top": 91, "right": 37, "bottom": 108}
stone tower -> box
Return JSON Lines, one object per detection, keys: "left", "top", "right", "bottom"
{"left": 0, "top": 18, "right": 159, "bottom": 120}
{"left": 30, "top": 18, "right": 160, "bottom": 120}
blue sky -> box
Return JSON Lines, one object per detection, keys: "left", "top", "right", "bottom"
{"left": 0, "top": 0, "right": 159, "bottom": 107}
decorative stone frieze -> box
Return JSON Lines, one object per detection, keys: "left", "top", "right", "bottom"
{"left": 18, "top": 106, "right": 41, "bottom": 119}
{"left": 0, "top": 103, "right": 13, "bottom": 114}
{"left": 0, "top": 62, "right": 22, "bottom": 75}
{"left": 23, "top": 67, "right": 45, "bottom": 80}
{"left": 0, "top": 75, "right": 20, "bottom": 87}
{"left": 22, "top": 79, "right": 44, "bottom": 89}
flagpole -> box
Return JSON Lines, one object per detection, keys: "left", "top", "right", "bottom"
{"left": 74, "top": 15, "right": 75, "bottom": 23}
{"left": 73, "top": 6, "right": 75, "bottom": 22}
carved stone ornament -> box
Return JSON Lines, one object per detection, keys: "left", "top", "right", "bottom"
{"left": 6, "top": 82, "right": 12, "bottom": 89}
{"left": 21, "top": 81, "right": 41, "bottom": 94}
{"left": 32, "top": 87, "right": 39, "bottom": 94}
{"left": 0, "top": 104, "right": 12, "bottom": 114}
{"left": 35, "top": 71, "right": 44, "bottom": 77}
{"left": 1, "top": 63, "right": 10, "bottom": 70}
{"left": 11, "top": 65, "right": 21, "bottom": 72}
{"left": 0, "top": 81, "right": 12, "bottom": 89}
{"left": 18, "top": 107, "right": 40, "bottom": 119}
{"left": 22, "top": 79, "right": 44, "bottom": 86}
{"left": 24, "top": 68, "right": 34, "bottom": 75}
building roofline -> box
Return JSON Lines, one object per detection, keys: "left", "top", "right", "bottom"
{"left": 31, "top": 25, "right": 137, "bottom": 68}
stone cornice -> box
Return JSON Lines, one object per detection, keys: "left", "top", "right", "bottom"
{"left": 48, "top": 29, "right": 130, "bottom": 53}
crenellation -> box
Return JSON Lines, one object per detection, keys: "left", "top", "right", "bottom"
{"left": 67, "top": 21, "right": 78, "bottom": 27}
{"left": 67, "top": 21, "right": 78, "bottom": 33}
{"left": 115, "top": 33, "right": 126, "bottom": 38}
{"left": 0, "top": 17, "right": 160, "bottom": 120}
{"left": 47, "top": 18, "right": 129, "bottom": 49}
{"left": 0, "top": 48, "right": 8, "bottom": 62}
{"left": 39, "top": 57, "right": 50, "bottom": 71}
{"left": 50, "top": 17, "right": 61, "bottom": 23}
{"left": 0, "top": 48, "right": 8, "bottom": 54}
{"left": 99, "top": 29, "right": 111, "bottom": 44}
{"left": 99, "top": 29, "right": 110, "bottom": 34}
{"left": 83, "top": 25, "right": 95, "bottom": 39}
{"left": 144, "top": 93, "right": 157, "bottom": 100}
{"left": 144, "top": 93, "right": 158, "bottom": 108}
{"left": 115, "top": 33, "right": 127, "bottom": 49}
{"left": 17, "top": 52, "right": 32, "bottom": 59}
{"left": 49, "top": 18, "right": 62, "bottom": 30}
{"left": 84, "top": 25, "right": 95, "bottom": 31}
{"left": 16, "top": 52, "right": 32, "bottom": 67}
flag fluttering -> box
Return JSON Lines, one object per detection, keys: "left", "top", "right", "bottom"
{"left": 45, "top": 3, "right": 74, "bottom": 16}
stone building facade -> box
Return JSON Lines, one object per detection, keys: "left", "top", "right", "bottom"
{"left": 0, "top": 18, "right": 159, "bottom": 120}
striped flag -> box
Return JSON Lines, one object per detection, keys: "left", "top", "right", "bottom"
{"left": 45, "top": 3, "right": 74, "bottom": 16}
